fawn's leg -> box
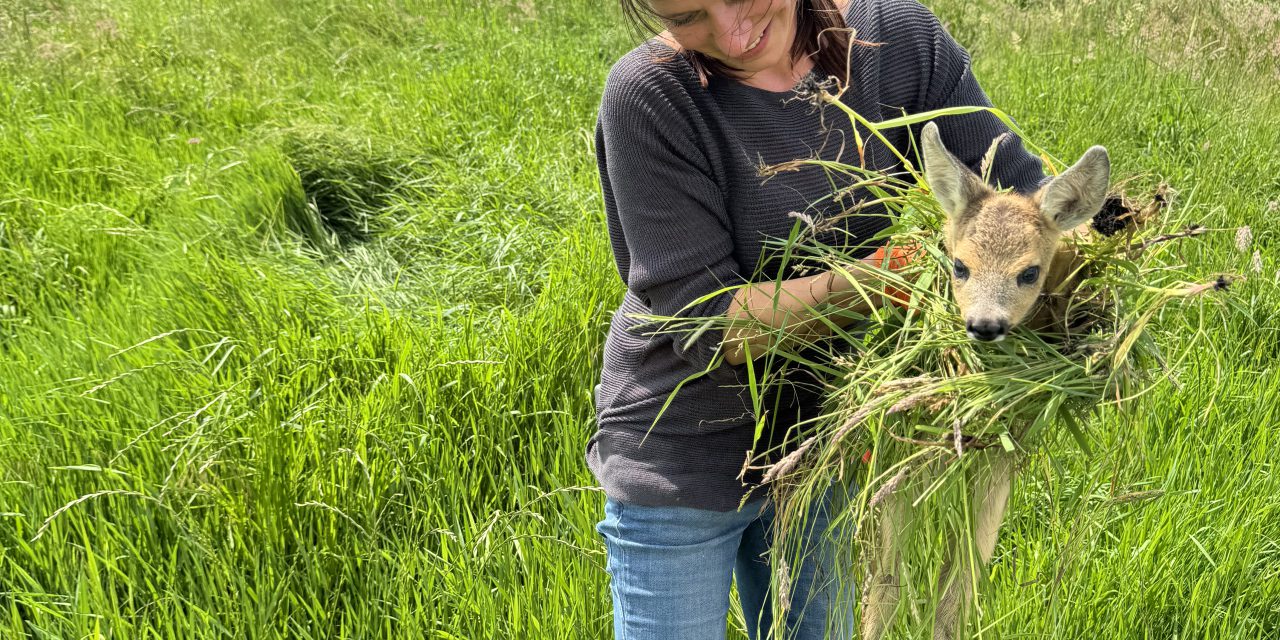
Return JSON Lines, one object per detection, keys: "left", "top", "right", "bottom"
{"left": 932, "top": 452, "right": 1017, "bottom": 640}
{"left": 859, "top": 484, "right": 913, "bottom": 640}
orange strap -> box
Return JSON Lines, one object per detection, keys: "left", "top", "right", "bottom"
{"left": 867, "top": 242, "right": 921, "bottom": 309}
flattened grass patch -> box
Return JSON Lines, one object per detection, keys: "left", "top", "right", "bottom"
{"left": 273, "top": 125, "right": 430, "bottom": 251}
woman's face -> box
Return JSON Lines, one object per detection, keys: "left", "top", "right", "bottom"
{"left": 649, "top": 0, "right": 798, "bottom": 74}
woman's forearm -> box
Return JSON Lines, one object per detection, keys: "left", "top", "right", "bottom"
{"left": 720, "top": 267, "right": 880, "bottom": 366}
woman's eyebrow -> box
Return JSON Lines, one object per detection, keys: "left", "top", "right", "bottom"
{"left": 655, "top": 8, "right": 698, "bottom": 21}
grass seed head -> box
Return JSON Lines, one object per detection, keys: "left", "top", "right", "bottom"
{"left": 1235, "top": 226, "right": 1253, "bottom": 252}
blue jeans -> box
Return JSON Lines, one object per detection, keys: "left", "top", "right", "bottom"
{"left": 596, "top": 488, "right": 856, "bottom": 640}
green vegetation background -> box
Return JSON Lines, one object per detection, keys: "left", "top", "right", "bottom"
{"left": 0, "top": 0, "right": 1276, "bottom": 637}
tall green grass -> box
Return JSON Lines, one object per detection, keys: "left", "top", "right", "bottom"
{"left": 0, "top": 0, "right": 1276, "bottom": 638}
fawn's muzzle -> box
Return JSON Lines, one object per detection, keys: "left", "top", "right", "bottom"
{"left": 966, "top": 317, "right": 1009, "bottom": 342}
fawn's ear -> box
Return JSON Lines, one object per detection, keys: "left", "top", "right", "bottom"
{"left": 921, "top": 121, "right": 992, "bottom": 225}
{"left": 1039, "top": 146, "right": 1110, "bottom": 231}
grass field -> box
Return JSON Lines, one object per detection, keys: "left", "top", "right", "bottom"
{"left": 0, "top": 0, "right": 1277, "bottom": 637}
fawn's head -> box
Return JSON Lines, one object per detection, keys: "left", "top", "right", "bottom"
{"left": 920, "top": 122, "right": 1110, "bottom": 342}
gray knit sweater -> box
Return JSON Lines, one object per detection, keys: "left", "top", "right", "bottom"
{"left": 588, "top": 0, "right": 1046, "bottom": 511}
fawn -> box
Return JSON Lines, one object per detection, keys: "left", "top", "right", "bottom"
{"left": 858, "top": 121, "right": 1110, "bottom": 640}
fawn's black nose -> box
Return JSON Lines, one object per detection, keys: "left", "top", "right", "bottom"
{"left": 966, "top": 318, "right": 1009, "bottom": 342}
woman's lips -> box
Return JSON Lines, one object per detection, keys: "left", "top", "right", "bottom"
{"left": 737, "top": 21, "right": 770, "bottom": 62}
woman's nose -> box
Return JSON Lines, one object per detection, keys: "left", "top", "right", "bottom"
{"left": 709, "top": 5, "right": 756, "bottom": 57}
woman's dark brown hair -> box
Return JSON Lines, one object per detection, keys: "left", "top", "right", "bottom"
{"left": 618, "top": 0, "right": 855, "bottom": 88}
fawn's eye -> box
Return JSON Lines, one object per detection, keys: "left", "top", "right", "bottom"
{"left": 953, "top": 259, "right": 969, "bottom": 281}
{"left": 1017, "top": 265, "right": 1041, "bottom": 286}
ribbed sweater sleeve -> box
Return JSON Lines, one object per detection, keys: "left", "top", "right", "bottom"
{"left": 595, "top": 59, "right": 746, "bottom": 374}
{"left": 883, "top": 0, "right": 1047, "bottom": 194}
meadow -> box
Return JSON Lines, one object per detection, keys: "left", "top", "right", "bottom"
{"left": 0, "top": 0, "right": 1277, "bottom": 637}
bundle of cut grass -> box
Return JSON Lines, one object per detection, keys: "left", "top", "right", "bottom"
{"left": 644, "top": 83, "right": 1233, "bottom": 637}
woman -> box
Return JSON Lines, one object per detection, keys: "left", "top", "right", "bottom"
{"left": 588, "top": 0, "right": 1047, "bottom": 637}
